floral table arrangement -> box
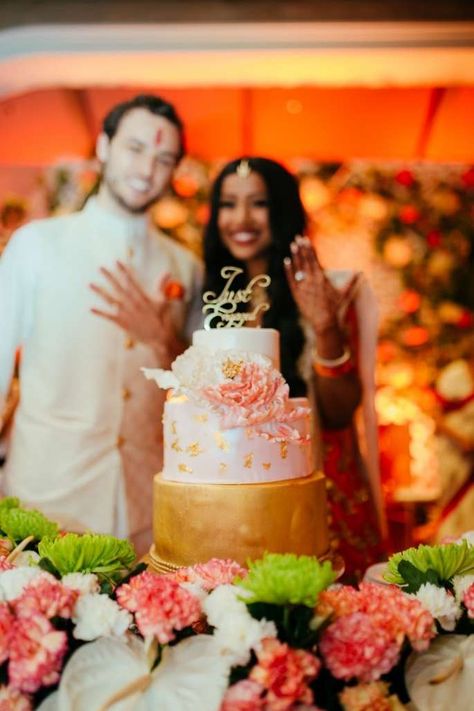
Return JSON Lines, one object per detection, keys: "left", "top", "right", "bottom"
{"left": 0, "top": 496, "right": 473, "bottom": 711}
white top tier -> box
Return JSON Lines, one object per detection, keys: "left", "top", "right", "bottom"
{"left": 193, "top": 328, "right": 280, "bottom": 369}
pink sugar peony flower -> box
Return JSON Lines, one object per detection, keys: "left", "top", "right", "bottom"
{"left": 8, "top": 613, "right": 68, "bottom": 693}
{"left": 0, "top": 602, "right": 14, "bottom": 665}
{"left": 320, "top": 612, "right": 401, "bottom": 682}
{"left": 13, "top": 575, "right": 78, "bottom": 620}
{"left": 0, "top": 685, "right": 32, "bottom": 711}
{"left": 463, "top": 582, "right": 474, "bottom": 618}
{"left": 339, "top": 681, "right": 392, "bottom": 711}
{"left": 202, "top": 361, "right": 290, "bottom": 429}
{"left": 116, "top": 571, "right": 201, "bottom": 643}
{"left": 172, "top": 558, "right": 247, "bottom": 591}
{"left": 220, "top": 679, "right": 266, "bottom": 710}
{"left": 250, "top": 638, "right": 320, "bottom": 711}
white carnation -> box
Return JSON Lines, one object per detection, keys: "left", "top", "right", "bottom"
{"left": 179, "top": 581, "right": 208, "bottom": 603}
{"left": 62, "top": 572, "right": 100, "bottom": 596}
{"left": 204, "top": 585, "right": 276, "bottom": 666}
{"left": 72, "top": 593, "right": 132, "bottom": 641}
{"left": 0, "top": 566, "right": 45, "bottom": 601}
{"left": 413, "top": 583, "right": 462, "bottom": 631}
{"left": 452, "top": 574, "right": 474, "bottom": 602}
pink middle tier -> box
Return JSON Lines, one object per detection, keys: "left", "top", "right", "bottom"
{"left": 163, "top": 394, "right": 314, "bottom": 484}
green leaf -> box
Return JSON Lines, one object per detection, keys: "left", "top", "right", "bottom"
{"left": 397, "top": 560, "right": 441, "bottom": 593}
{"left": 385, "top": 540, "right": 474, "bottom": 587}
{"left": 0, "top": 506, "right": 59, "bottom": 543}
{"left": 236, "top": 552, "right": 336, "bottom": 608}
{"left": 38, "top": 533, "right": 136, "bottom": 583}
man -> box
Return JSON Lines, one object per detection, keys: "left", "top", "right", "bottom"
{"left": 0, "top": 94, "right": 203, "bottom": 553}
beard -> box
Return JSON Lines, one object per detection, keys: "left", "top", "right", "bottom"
{"left": 103, "top": 174, "right": 161, "bottom": 215}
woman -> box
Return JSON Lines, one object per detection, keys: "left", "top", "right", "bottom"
{"left": 203, "top": 157, "right": 386, "bottom": 579}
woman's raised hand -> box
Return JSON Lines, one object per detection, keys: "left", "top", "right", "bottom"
{"left": 284, "top": 235, "right": 358, "bottom": 337}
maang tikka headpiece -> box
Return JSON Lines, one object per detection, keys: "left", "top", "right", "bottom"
{"left": 236, "top": 159, "right": 252, "bottom": 178}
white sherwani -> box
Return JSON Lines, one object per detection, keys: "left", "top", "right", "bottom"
{"left": 0, "top": 198, "right": 203, "bottom": 540}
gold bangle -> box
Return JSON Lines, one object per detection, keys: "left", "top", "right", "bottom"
{"left": 313, "top": 347, "right": 351, "bottom": 368}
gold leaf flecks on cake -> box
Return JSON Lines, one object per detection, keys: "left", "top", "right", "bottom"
{"left": 214, "top": 432, "right": 230, "bottom": 452}
{"left": 168, "top": 394, "right": 188, "bottom": 404}
{"left": 194, "top": 413, "right": 209, "bottom": 423}
{"left": 280, "top": 442, "right": 288, "bottom": 459}
{"left": 186, "top": 442, "right": 203, "bottom": 457}
{"left": 262, "top": 462, "right": 272, "bottom": 470}
{"left": 221, "top": 358, "right": 244, "bottom": 379}
{"left": 171, "top": 421, "right": 177, "bottom": 435}
{"left": 244, "top": 453, "right": 254, "bottom": 469}
{"left": 219, "top": 462, "right": 228, "bottom": 474}
{"left": 171, "top": 439, "right": 183, "bottom": 452}
{"left": 178, "top": 464, "right": 193, "bottom": 473}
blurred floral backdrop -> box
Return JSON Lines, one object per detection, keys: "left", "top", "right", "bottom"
{"left": 1, "top": 158, "right": 473, "bottom": 546}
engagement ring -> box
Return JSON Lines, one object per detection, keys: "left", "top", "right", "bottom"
{"left": 294, "top": 270, "right": 306, "bottom": 283}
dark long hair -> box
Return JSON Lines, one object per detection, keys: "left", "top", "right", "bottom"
{"left": 203, "top": 157, "right": 307, "bottom": 396}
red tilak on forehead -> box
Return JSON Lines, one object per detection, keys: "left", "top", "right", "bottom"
{"left": 155, "top": 129, "right": 163, "bottom": 145}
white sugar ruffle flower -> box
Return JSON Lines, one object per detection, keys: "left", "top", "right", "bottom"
{"left": 204, "top": 584, "right": 277, "bottom": 666}
{"left": 62, "top": 572, "right": 100, "bottom": 596}
{"left": 143, "top": 345, "right": 271, "bottom": 393}
{"left": 452, "top": 574, "right": 474, "bottom": 603}
{"left": 72, "top": 593, "right": 132, "bottom": 641}
{"left": 413, "top": 583, "right": 462, "bottom": 631}
{"left": 0, "top": 566, "right": 46, "bottom": 601}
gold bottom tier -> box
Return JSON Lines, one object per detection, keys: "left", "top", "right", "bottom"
{"left": 152, "top": 471, "right": 329, "bottom": 569}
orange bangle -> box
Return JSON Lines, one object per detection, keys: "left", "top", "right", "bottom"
{"left": 313, "top": 359, "right": 355, "bottom": 378}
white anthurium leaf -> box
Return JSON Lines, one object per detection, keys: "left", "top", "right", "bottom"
{"left": 147, "top": 635, "right": 231, "bottom": 711}
{"left": 36, "top": 691, "right": 59, "bottom": 711}
{"left": 405, "top": 634, "right": 474, "bottom": 711}
{"left": 55, "top": 634, "right": 150, "bottom": 711}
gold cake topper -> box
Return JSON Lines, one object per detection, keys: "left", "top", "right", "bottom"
{"left": 202, "top": 266, "right": 271, "bottom": 329}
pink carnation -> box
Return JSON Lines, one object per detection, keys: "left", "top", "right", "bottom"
{"left": 463, "top": 583, "right": 474, "bottom": 618}
{"left": 172, "top": 558, "right": 247, "bottom": 591}
{"left": 317, "top": 585, "right": 360, "bottom": 619}
{"left": 320, "top": 612, "right": 401, "bottom": 682}
{"left": 13, "top": 575, "right": 78, "bottom": 620}
{"left": 339, "top": 681, "right": 392, "bottom": 711}
{"left": 357, "top": 583, "right": 434, "bottom": 651}
{"left": 0, "top": 685, "right": 32, "bottom": 711}
{"left": 220, "top": 679, "right": 265, "bottom": 710}
{"left": 8, "top": 613, "right": 68, "bottom": 693}
{"left": 0, "top": 602, "right": 14, "bottom": 665}
{"left": 0, "top": 556, "right": 13, "bottom": 571}
{"left": 317, "top": 583, "right": 434, "bottom": 653}
{"left": 250, "top": 638, "right": 320, "bottom": 711}
{"left": 116, "top": 571, "right": 201, "bottom": 643}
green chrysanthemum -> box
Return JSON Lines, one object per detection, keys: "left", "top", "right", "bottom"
{"left": 0, "top": 497, "right": 21, "bottom": 511}
{"left": 236, "top": 552, "right": 336, "bottom": 607}
{"left": 385, "top": 540, "right": 474, "bottom": 586}
{"left": 38, "top": 533, "right": 136, "bottom": 582}
{"left": 0, "top": 506, "right": 59, "bottom": 542}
